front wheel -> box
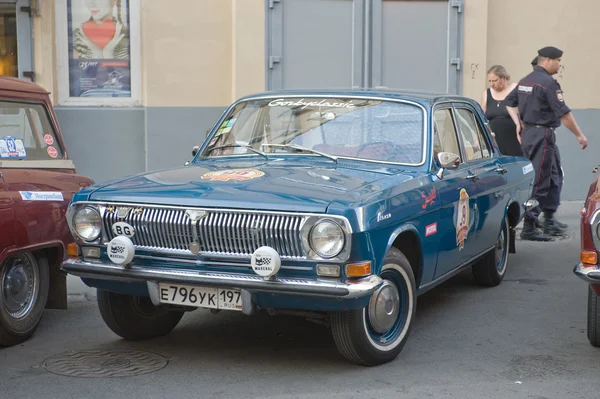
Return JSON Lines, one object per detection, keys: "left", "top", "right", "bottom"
{"left": 0, "top": 252, "right": 50, "bottom": 347}
{"left": 330, "top": 248, "right": 416, "bottom": 366}
{"left": 97, "top": 289, "right": 184, "bottom": 341}
{"left": 587, "top": 286, "right": 600, "bottom": 347}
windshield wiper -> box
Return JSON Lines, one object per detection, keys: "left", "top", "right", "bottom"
{"left": 204, "top": 144, "right": 268, "bottom": 160}
{"left": 262, "top": 143, "right": 338, "bottom": 163}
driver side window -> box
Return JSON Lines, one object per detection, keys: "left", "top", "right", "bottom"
{"left": 433, "top": 108, "right": 461, "bottom": 163}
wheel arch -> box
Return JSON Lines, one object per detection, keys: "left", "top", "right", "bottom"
{"left": 505, "top": 200, "right": 521, "bottom": 253}
{"left": 0, "top": 242, "right": 67, "bottom": 310}
{"left": 386, "top": 225, "right": 423, "bottom": 288}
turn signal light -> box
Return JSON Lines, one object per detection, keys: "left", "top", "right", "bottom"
{"left": 67, "top": 243, "right": 79, "bottom": 257}
{"left": 346, "top": 261, "right": 372, "bottom": 277}
{"left": 581, "top": 251, "right": 598, "bottom": 265}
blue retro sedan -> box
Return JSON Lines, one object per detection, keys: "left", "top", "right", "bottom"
{"left": 62, "top": 89, "right": 535, "bottom": 366}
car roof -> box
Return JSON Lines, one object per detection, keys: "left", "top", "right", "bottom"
{"left": 237, "top": 87, "right": 478, "bottom": 108}
{"left": 0, "top": 76, "right": 50, "bottom": 95}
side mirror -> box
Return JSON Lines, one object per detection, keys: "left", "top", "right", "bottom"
{"left": 436, "top": 152, "right": 460, "bottom": 180}
{"left": 192, "top": 146, "right": 200, "bottom": 157}
{"left": 437, "top": 152, "right": 460, "bottom": 169}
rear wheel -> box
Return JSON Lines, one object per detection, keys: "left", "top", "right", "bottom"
{"left": 330, "top": 248, "right": 416, "bottom": 366}
{"left": 98, "top": 289, "right": 184, "bottom": 341}
{"left": 0, "top": 252, "right": 49, "bottom": 347}
{"left": 587, "top": 286, "right": 600, "bottom": 347}
{"left": 472, "top": 215, "right": 509, "bottom": 287}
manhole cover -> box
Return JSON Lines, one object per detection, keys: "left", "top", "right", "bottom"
{"left": 42, "top": 350, "right": 168, "bottom": 378}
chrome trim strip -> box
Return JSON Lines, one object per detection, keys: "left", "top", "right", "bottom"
{"left": 133, "top": 254, "right": 312, "bottom": 271}
{"left": 574, "top": 263, "right": 600, "bottom": 283}
{"left": 62, "top": 258, "right": 382, "bottom": 298}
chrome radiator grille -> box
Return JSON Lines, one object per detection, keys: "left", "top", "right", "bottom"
{"left": 102, "top": 205, "right": 307, "bottom": 258}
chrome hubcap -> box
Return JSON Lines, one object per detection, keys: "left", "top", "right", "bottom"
{"left": 368, "top": 280, "right": 400, "bottom": 333}
{"left": 1, "top": 255, "right": 38, "bottom": 319}
{"left": 495, "top": 226, "right": 507, "bottom": 273}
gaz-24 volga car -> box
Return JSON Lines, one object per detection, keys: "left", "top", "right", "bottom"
{"left": 62, "top": 89, "right": 536, "bottom": 366}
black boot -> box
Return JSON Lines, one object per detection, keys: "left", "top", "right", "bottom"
{"left": 535, "top": 219, "right": 543, "bottom": 229}
{"left": 521, "top": 219, "right": 553, "bottom": 241}
{"left": 544, "top": 212, "right": 567, "bottom": 236}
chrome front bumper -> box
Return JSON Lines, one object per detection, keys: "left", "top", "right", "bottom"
{"left": 573, "top": 263, "right": 600, "bottom": 283}
{"left": 61, "top": 258, "right": 383, "bottom": 299}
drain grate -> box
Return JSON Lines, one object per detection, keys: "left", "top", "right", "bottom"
{"left": 42, "top": 350, "right": 168, "bottom": 378}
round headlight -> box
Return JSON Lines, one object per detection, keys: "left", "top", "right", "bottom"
{"left": 73, "top": 207, "right": 102, "bottom": 241}
{"left": 309, "top": 220, "right": 345, "bottom": 258}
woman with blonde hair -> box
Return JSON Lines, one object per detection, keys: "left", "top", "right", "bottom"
{"left": 481, "top": 65, "right": 522, "bottom": 156}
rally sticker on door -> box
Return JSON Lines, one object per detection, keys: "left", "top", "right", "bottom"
{"left": 454, "top": 188, "right": 470, "bottom": 250}
{"left": 19, "top": 191, "right": 64, "bottom": 201}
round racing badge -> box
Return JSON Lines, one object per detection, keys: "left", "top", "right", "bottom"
{"left": 251, "top": 246, "right": 281, "bottom": 278}
{"left": 201, "top": 169, "right": 264, "bottom": 182}
{"left": 44, "top": 134, "right": 54, "bottom": 145}
{"left": 107, "top": 236, "right": 135, "bottom": 266}
{"left": 454, "top": 188, "right": 470, "bottom": 250}
{"left": 47, "top": 146, "right": 58, "bottom": 158}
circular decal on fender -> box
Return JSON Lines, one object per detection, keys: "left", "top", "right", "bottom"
{"left": 107, "top": 236, "right": 135, "bottom": 266}
{"left": 251, "top": 246, "right": 281, "bottom": 278}
{"left": 201, "top": 169, "right": 265, "bottom": 182}
{"left": 47, "top": 146, "right": 58, "bottom": 158}
{"left": 44, "top": 134, "right": 54, "bottom": 145}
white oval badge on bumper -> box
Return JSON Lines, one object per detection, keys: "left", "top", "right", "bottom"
{"left": 107, "top": 236, "right": 135, "bottom": 266}
{"left": 251, "top": 246, "right": 281, "bottom": 278}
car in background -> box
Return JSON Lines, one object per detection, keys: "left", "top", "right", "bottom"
{"left": 62, "top": 89, "right": 535, "bottom": 366}
{"left": 0, "top": 76, "right": 94, "bottom": 347}
{"left": 574, "top": 172, "right": 600, "bottom": 346}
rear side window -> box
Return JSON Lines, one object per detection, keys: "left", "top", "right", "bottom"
{"left": 0, "top": 101, "right": 63, "bottom": 160}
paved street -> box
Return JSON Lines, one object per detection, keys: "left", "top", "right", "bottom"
{"left": 2, "top": 201, "right": 599, "bottom": 399}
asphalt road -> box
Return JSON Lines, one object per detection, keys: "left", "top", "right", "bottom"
{"left": 2, "top": 201, "right": 599, "bottom": 399}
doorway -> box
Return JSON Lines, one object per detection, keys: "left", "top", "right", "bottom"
{"left": 0, "top": 3, "right": 18, "bottom": 78}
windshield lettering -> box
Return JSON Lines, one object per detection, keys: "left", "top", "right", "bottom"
{"left": 268, "top": 98, "right": 356, "bottom": 110}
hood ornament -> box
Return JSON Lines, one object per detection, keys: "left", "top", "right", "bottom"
{"left": 186, "top": 210, "right": 208, "bottom": 222}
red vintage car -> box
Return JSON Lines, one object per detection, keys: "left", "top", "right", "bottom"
{"left": 575, "top": 172, "right": 600, "bottom": 346}
{"left": 0, "top": 76, "right": 94, "bottom": 347}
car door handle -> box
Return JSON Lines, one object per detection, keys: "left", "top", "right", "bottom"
{"left": 495, "top": 166, "right": 507, "bottom": 174}
{"left": 466, "top": 174, "right": 480, "bottom": 181}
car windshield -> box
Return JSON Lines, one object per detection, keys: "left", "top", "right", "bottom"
{"left": 0, "top": 101, "right": 64, "bottom": 160}
{"left": 199, "top": 97, "right": 425, "bottom": 164}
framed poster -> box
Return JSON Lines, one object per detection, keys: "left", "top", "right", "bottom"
{"left": 56, "top": 0, "right": 141, "bottom": 106}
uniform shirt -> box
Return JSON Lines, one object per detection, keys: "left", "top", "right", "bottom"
{"left": 505, "top": 66, "right": 571, "bottom": 128}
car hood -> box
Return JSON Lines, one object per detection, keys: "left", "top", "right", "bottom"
{"left": 86, "top": 160, "right": 413, "bottom": 213}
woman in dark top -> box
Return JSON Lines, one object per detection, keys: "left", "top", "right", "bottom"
{"left": 481, "top": 65, "right": 523, "bottom": 157}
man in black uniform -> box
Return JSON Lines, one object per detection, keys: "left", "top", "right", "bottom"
{"left": 530, "top": 54, "right": 567, "bottom": 231}
{"left": 505, "top": 46, "right": 588, "bottom": 241}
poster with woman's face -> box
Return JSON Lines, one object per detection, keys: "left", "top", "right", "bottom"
{"left": 67, "top": 0, "right": 131, "bottom": 98}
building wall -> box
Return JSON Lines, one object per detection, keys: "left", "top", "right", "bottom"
{"left": 38, "top": 0, "right": 264, "bottom": 184}
{"left": 462, "top": 0, "right": 599, "bottom": 200}
{"left": 34, "top": 0, "right": 598, "bottom": 199}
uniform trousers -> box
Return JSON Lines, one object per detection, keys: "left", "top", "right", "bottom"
{"left": 520, "top": 126, "right": 562, "bottom": 221}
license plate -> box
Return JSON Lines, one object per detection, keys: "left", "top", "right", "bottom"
{"left": 158, "top": 283, "right": 242, "bottom": 311}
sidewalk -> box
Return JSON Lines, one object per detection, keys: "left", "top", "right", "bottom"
{"left": 66, "top": 200, "right": 585, "bottom": 300}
